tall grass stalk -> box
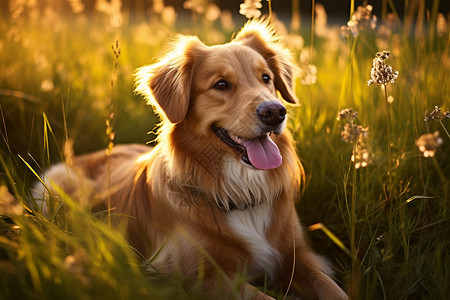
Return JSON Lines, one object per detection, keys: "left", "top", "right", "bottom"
{"left": 339, "top": 145, "right": 360, "bottom": 299}
{"left": 350, "top": 143, "right": 357, "bottom": 261}
{"left": 338, "top": 35, "right": 358, "bottom": 107}
{"left": 349, "top": 0, "right": 355, "bottom": 17}
{"left": 347, "top": 118, "right": 362, "bottom": 298}
{"left": 106, "top": 40, "right": 121, "bottom": 227}
{"left": 310, "top": 0, "right": 315, "bottom": 60}
{"left": 383, "top": 85, "right": 392, "bottom": 199}
{"left": 439, "top": 120, "right": 450, "bottom": 139}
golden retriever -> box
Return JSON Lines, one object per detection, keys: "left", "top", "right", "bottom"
{"left": 34, "top": 20, "right": 348, "bottom": 300}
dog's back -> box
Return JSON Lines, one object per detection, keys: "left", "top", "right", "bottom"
{"left": 32, "top": 144, "right": 151, "bottom": 214}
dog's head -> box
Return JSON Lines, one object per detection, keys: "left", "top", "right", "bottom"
{"left": 135, "top": 20, "right": 298, "bottom": 170}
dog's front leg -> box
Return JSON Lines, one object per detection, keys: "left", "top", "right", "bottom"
{"left": 289, "top": 236, "right": 349, "bottom": 300}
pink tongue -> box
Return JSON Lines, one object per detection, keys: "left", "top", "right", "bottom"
{"left": 241, "top": 135, "right": 282, "bottom": 170}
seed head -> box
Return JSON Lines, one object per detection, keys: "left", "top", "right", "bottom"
{"left": 339, "top": 109, "right": 371, "bottom": 168}
{"left": 337, "top": 108, "right": 359, "bottom": 123}
{"left": 297, "top": 49, "right": 317, "bottom": 85}
{"left": 416, "top": 131, "right": 443, "bottom": 158}
{"left": 299, "top": 64, "right": 317, "bottom": 85}
{"left": 340, "top": 4, "right": 377, "bottom": 38}
{"left": 352, "top": 126, "right": 370, "bottom": 169}
{"left": 183, "top": 0, "right": 207, "bottom": 14}
{"left": 424, "top": 106, "right": 450, "bottom": 122}
{"left": 436, "top": 13, "right": 448, "bottom": 36}
{"left": 341, "top": 124, "right": 371, "bottom": 168}
{"left": 239, "top": 0, "right": 262, "bottom": 19}
{"left": 40, "top": 79, "right": 54, "bottom": 92}
{"left": 341, "top": 123, "right": 368, "bottom": 144}
{"left": 376, "top": 50, "right": 390, "bottom": 60}
{"left": 367, "top": 50, "right": 399, "bottom": 86}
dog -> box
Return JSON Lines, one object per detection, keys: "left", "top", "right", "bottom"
{"left": 34, "top": 20, "right": 348, "bottom": 299}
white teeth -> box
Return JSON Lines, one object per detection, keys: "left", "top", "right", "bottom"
{"left": 229, "top": 132, "right": 243, "bottom": 144}
{"left": 229, "top": 131, "right": 273, "bottom": 143}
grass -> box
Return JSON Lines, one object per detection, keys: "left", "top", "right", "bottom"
{"left": 1, "top": 1, "right": 449, "bottom": 299}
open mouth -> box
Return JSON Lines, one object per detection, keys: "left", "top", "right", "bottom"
{"left": 214, "top": 127, "right": 282, "bottom": 170}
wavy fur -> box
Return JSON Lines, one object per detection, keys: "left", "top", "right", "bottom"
{"left": 34, "top": 20, "right": 347, "bottom": 300}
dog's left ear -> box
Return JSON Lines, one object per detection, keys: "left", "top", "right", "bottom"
{"left": 134, "top": 36, "right": 206, "bottom": 123}
{"left": 234, "top": 20, "right": 299, "bottom": 104}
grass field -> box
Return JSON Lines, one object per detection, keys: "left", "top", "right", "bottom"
{"left": 1, "top": 0, "right": 449, "bottom": 299}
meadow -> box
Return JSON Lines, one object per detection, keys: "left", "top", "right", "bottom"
{"left": 0, "top": 0, "right": 449, "bottom": 299}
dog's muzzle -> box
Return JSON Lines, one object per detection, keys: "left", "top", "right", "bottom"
{"left": 214, "top": 101, "right": 286, "bottom": 170}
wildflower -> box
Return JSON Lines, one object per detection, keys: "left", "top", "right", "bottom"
{"left": 67, "top": 0, "right": 85, "bottom": 14}
{"left": 424, "top": 106, "right": 450, "bottom": 122}
{"left": 298, "top": 49, "right": 317, "bottom": 85}
{"left": 340, "top": 123, "right": 371, "bottom": 168}
{"left": 436, "top": 13, "right": 448, "bottom": 36}
{"left": 40, "top": 79, "right": 54, "bottom": 92}
{"left": 338, "top": 108, "right": 371, "bottom": 168}
{"left": 341, "top": 4, "right": 377, "bottom": 38}
{"left": 152, "top": 0, "right": 164, "bottom": 13}
{"left": 96, "top": 0, "right": 122, "bottom": 28}
{"left": 183, "top": 0, "right": 207, "bottom": 14}
{"left": 284, "top": 34, "right": 304, "bottom": 51}
{"left": 340, "top": 25, "right": 352, "bottom": 39}
{"left": 314, "top": 3, "right": 328, "bottom": 38}
{"left": 205, "top": 4, "right": 221, "bottom": 22}
{"left": 376, "top": 14, "right": 401, "bottom": 51}
{"left": 299, "top": 48, "right": 312, "bottom": 64}
{"left": 0, "top": 186, "right": 23, "bottom": 216}
{"left": 341, "top": 123, "right": 368, "bottom": 144}
{"left": 337, "top": 108, "right": 358, "bottom": 123}
{"left": 416, "top": 131, "right": 443, "bottom": 157}
{"left": 353, "top": 4, "right": 377, "bottom": 30}
{"left": 239, "top": 0, "right": 262, "bottom": 19}
{"left": 161, "top": 6, "right": 177, "bottom": 27}
{"left": 367, "top": 50, "right": 399, "bottom": 86}
{"left": 299, "top": 64, "right": 317, "bottom": 85}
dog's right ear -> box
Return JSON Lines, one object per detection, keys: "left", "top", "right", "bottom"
{"left": 134, "top": 36, "right": 206, "bottom": 124}
{"left": 233, "top": 20, "right": 299, "bottom": 105}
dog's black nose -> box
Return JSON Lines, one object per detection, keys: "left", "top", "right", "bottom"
{"left": 256, "top": 102, "right": 287, "bottom": 126}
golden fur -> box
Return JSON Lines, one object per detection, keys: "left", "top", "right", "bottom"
{"left": 34, "top": 20, "right": 348, "bottom": 299}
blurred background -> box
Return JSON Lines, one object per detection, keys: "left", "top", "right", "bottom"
{"left": 0, "top": 2, "right": 449, "bottom": 298}
{"left": 1, "top": 0, "right": 449, "bottom": 22}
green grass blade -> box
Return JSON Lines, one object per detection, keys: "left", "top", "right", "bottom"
{"left": 309, "top": 223, "right": 351, "bottom": 257}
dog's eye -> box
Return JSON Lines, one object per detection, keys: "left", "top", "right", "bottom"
{"left": 213, "top": 80, "right": 230, "bottom": 91}
{"left": 262, "top": 74, "right": 271, "bottom": 84}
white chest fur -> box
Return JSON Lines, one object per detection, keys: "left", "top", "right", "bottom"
{"left": 221, "top": 158, "right": 282, "bottom": 276}
{"left": 226, "top": 203, "right": 281, "bottom": 277}
{"left": 219, "top": 156, "right": 278, "bottom": 208}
